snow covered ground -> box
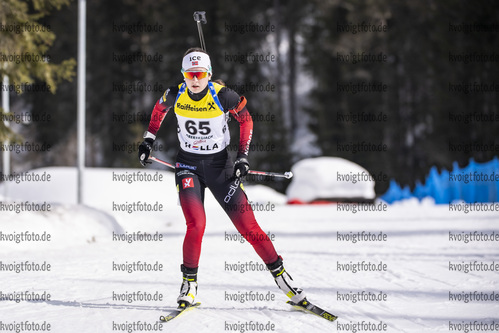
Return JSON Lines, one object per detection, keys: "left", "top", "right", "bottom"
{"left": 1, "top": 167, "right": 499, "bottom": 332}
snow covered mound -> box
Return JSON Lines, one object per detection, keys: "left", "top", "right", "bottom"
{"left": 0, "top": 166, "right": 178, "bottom": 206}
{"left": 0, "top": 203, "right": 122, "bottom": 251}
{"left": 286, "top": 157, "right": 375, "bottom": 203}
{"left": 0, "top": 166, "right": 286, "bottom": 208}
{"left": 0, "top": 166, "right": 288, "bottom": 237}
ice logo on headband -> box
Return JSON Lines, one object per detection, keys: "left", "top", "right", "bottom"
{"left": 182, "top": 51, "right": 212, "bottom": 73}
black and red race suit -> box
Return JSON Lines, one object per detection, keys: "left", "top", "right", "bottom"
{"left": 145, "top": 81, "right": 278, "bottom": 269}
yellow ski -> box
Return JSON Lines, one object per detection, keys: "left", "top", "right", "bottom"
{"left": 159, "top": 302, "right": 201, "bottom": 322}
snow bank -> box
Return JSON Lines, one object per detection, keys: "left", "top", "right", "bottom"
{"left": 286, "top": 157, "right": 375, "bottom": 203}
{"left": 0, "top": 166, "right": 286, "bottom": 208}
{"left": 0, "top": 167, "right": 177, "bottom": 206}
{"left": 0, "top": 203, "right": 122, "bottom": 252}
{"left": 0, "top": 167, "right": 287, "bottom": 247}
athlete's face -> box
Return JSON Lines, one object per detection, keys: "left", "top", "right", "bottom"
{"left": 184, "top": 67, "right": 211, "bottom": 94}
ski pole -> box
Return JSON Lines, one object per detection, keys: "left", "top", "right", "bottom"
{"left": 148, "top": 156, "right": 175, "bottom": 169}
{"left": 193, "top": 11, "right": 207, "bottom": 51}
{"left": 148, "top": 156, "right": 293, "bottom": 179}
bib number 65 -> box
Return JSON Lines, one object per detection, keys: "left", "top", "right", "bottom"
{"left": 185, "top": 120, "right": 211, "bottom": 135}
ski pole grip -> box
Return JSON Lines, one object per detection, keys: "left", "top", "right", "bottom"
{"left": 193, "top": 11, "right": 207, "bottom": 24}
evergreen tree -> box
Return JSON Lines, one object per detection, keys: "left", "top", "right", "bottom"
{"left": 0, "top": 0, "right": 75, "bottom": 142}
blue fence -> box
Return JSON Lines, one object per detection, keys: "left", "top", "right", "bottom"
{"left": 381, "top": 157, "right": 499, "bottom": 204}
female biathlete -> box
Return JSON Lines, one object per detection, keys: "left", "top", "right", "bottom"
{"left": 138, "top": 48, "right": 306, "bottom": 308}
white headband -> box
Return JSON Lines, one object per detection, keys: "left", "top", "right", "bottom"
{"left": 182, "top": 51, "right": 212, "bottom": 73}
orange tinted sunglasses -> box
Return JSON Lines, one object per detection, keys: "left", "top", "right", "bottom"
{"left": 182, "top": 71, "right": 209, "bottom": 80}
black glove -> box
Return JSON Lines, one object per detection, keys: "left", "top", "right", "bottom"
{"left": 138, "top": 138, "right": 154, "bottom": 166}
{"left": 233, "top": 155, "right": 250, "bottom": 178}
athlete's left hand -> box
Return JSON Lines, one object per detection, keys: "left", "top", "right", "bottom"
{"left": 233, "top": 156, "right": 250, "bottom": 178}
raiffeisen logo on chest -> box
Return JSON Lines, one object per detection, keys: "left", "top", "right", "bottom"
{"left": 176, "top": 102, "right": 208, "bottom": 112}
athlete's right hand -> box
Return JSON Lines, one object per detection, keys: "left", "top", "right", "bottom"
{"left": 138, "top": 138, "right": 154, "bottom": 166}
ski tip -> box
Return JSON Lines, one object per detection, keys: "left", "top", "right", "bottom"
{"left": 287, "top": 299, "right": 338, "bottom": 322}
{"left": 159, "top": 302, "right": 202, "bottom": 322}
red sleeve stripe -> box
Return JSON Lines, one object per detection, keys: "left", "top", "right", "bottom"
{"left": 234, "top": 106, "right": 253, "bottom": 156}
